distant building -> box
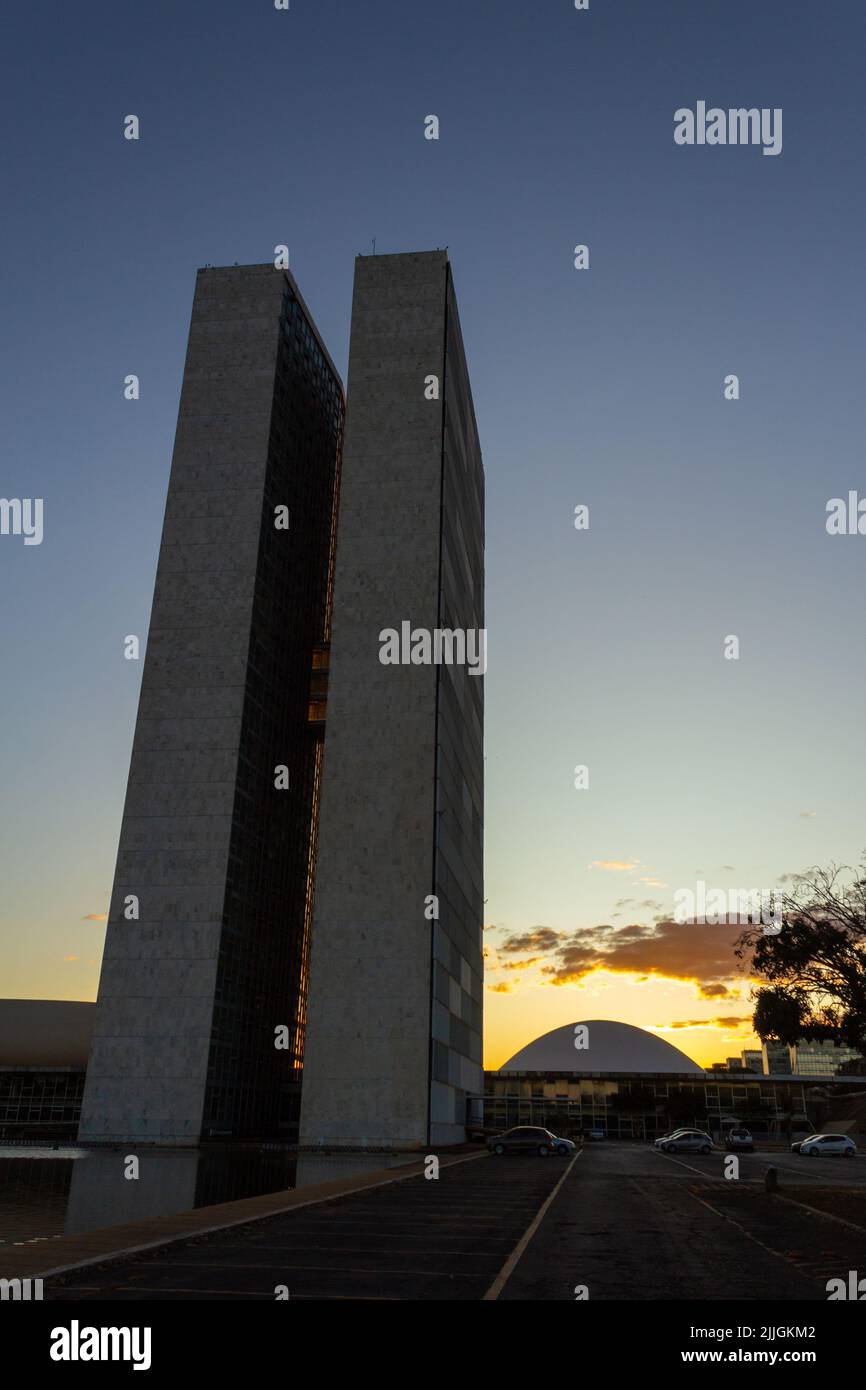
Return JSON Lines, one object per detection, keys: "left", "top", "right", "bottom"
{"left": 741, "top": 1049, "right": 763, "bottom": 1073}
{"left": 762, "top": 1041, "right": 793, "bottom": 1075}
{"left": 789, "top": 1039, "right": 863, "bottom": 1076}
{"left": 760, "top": 1037, "right": 862, "bottom": 1077}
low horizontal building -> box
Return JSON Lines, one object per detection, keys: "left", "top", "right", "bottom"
{"left": 481, "top": 1020, "right": 864, "bottom": 1141}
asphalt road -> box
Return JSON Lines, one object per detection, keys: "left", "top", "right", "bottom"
{"left": 655, "top": 1144, "right": 866, "bottom": 1188}
{"left": 47, "top": 1153, "right": 562, "bottom": 1301}
{"left": 498, "top": 1143, "right": 866, "bottom": 1301}
{"left": 46, "top": 1144, "right": 866, "bottom": 1301}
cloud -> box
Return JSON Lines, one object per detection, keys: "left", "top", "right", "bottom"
{"left": 82, "top": 913, "right": 107, "bottom": 922}
{"left": 501, "top": 957, "right": 543, "bottom": 971}
{"left": 636, "top": 877, "right": 666, "bottom": 888}
{"left": 668, "top": 1016, "right": 750, "bottom": 1030}
{"left": 487, "top": 981, "right": 513, "bottom": 994}
{"left": 721, "top": 865, "right": 735, "bottom": 872}
{"left": 499, "top": 918, "right": 751, "bottom": 998}
{"left": 614, "top": 893, "right": 664, "bottom": 920}
{"left": 799, "top": 811, "right": 817, "bottom": 819}
{"left": 590, "top": 860, "right": 638, "bottom": 872}
{"left": 698, "top": 982, "right": 736, "bottom": 1000}
{"left": 499, "top": 927, "right": 565, "bottom": 955}
{"left": 63, "top": 954, "right": 80, "bottom": 962}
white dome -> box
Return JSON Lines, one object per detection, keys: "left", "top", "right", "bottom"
{"left": 500, "top": 1019, "right": 703, "bottom": 1074}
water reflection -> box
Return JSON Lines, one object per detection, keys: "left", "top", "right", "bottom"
{"left": 0, "top": 1145, "right": 295, "bottom": 1244}
{"left": 0, "top": 1145, "right": 419, "bottom": 1246}
{"left": 65, "top": 1146, "right": 298, "bottom": 1234}
{"left": 0, "top": 1147, "right": 81, "bottom": 1246}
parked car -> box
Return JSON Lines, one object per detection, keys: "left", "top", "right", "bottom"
{"left": 791, "top": 1133, "right": 857, "bottom": 1158}
{"left": 725, "top": 1128, "right": 754, "bottom": 1152}
{"left": 654, "top": 1128, "right": 699, "bottom": 1149}
{"left": 654, "top": 1130, "right": 681, "bottom": 1148}
{"left": 659, "top": 1129, "right": 713, "bottom": 1154}
{"left": 550, "top": 1135, "right": 577, "bottom": 1155}
{"left": 488, "top": 1126, "right": 558, "bottom": 1156}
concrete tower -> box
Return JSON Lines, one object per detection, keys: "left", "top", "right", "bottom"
{"left": 79, "top": 264, "right": 344, "bottom": 1144}
{"left": 299, "top": 251, "right": 484, "bottom": 1148}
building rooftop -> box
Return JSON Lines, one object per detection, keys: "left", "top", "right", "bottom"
{"left": 0, "top": 999, "right": 94, "bottom": 1067}
{"left": 499, "top": 1020, "right": 704, "bottom": 1075}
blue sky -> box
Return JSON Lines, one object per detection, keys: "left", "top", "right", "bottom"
{"left": 1, "top": 0, "right": 864, "bottom": 1064}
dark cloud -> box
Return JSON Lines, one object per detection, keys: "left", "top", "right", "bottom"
{"left": 499, "top": 919, "right": 750, "bottom": 997}
{"left": 669, "top": 1015, "right": 750, "bottom": 1030}
{"left": 499, "top": 927, "right": 565, "bottom": 954}
{"left": 698, "top": 982, "right": 736, "bottom": 1000}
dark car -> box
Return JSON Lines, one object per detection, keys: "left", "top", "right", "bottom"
{"left": 488, "top": 1126, "right": 558, "bottom": 1156}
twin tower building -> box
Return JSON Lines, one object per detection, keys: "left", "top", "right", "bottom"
{"left": 78, "top": 252, "right": 484, "bottom": 1152}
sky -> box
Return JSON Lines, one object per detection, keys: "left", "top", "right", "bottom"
{"left": 1, "top": 1, "right": 864, "bottom": 1070}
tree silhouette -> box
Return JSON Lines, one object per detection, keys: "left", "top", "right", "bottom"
{"left": 735, "top": 856, "right": 866, "bottom": 1052}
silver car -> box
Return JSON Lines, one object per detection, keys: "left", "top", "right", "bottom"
{"left": 654, "top": 1128, "right": 703, "bottom": 1149}
{"left": 791, "top": 1133, "right": 856, "bottom": 1158}
{"left": 654, "top": 1129, "right": 682, "bottom": 1148}
{"left": 488, "top": 1126, "right": 558, "bottom": 1156}
{"left": 725, "top": 1128, "right": 754, "bottom": 1152}
{"left": 660, "top": 1129, "right": 713, "bottom": 1154}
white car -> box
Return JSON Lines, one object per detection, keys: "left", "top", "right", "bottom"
{"left": 550, "top": 1135, "right": 577, "bottom": 1155}
{"left": 791, "top": 1133, "right": 856, "bottom": 1158}
{"left": 725, "top": 1128, "right": 754, "bottom": 1152}
{"left": 654, "top": 1129, "right": 683, "bottom": 1148}
{"left": 658, "top": 1129, "right": 713, "bottom": 1154}
{"left": 654, "top": 1128, "right": 703, "bottom": 1149}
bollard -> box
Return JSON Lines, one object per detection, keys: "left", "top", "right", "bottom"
{"left": 765, "top": 1165, "right": 779, "bottom": 1193}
